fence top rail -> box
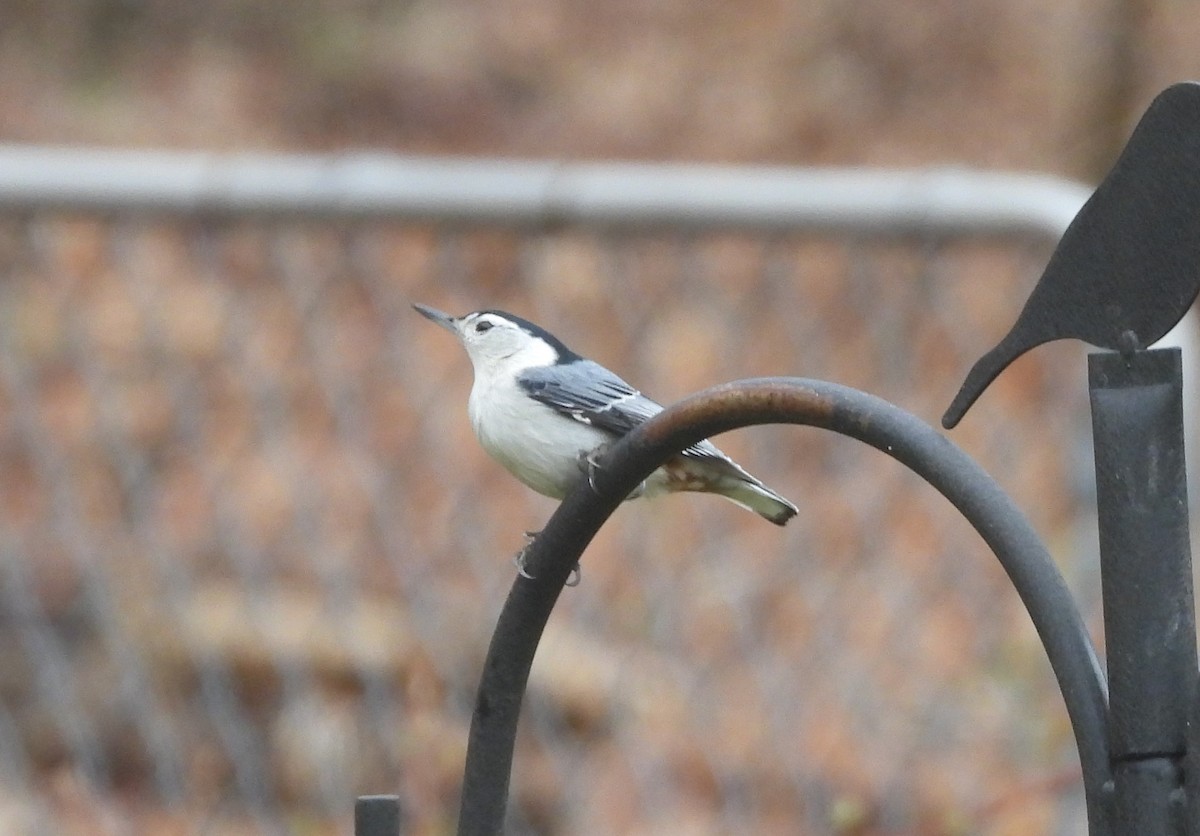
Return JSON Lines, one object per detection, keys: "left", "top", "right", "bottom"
{"left": 0, "top": 144, "right": 1091, "bottom": 238}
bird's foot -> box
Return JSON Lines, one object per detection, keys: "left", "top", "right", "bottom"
{"left": 514, "top": 532, "right": 538, "bottom": 580}
{"left": 513, "top": 531, "right": 581, "bottom": 586}
{"left": 577, "top": 444, "right": 611, "bottom": 493}
{"left": 576, "top": 444, "right": 649, "bottom": 500}
{"left": 513, "top": 546, "right": 536, "bottom": 580}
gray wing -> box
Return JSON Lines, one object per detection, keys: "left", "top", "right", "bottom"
{"left": 517, "top": 361, "right": 723, "bottom": 461}
{"left": 517, "top": 360, "right": 659, "bottom": 435}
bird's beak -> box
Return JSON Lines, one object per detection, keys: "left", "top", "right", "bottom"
{"left": 412, "top": 303, "right": 460, "bottom": 335}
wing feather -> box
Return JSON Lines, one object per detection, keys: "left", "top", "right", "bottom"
{"left": 517, "top": 362, "right": 724, "bottom": 462}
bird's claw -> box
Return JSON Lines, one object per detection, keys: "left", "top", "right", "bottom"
{"left": 514, "top": 546, "right": 536, "bottom": 580}
{"left": 577, "top": 445, "right": 609, "bottom": 493}
{"left": 575, "top": 443, "right": 650, "bottom": 500}
{"left": 513, "top": 531, "right": 581, "bottom": 586}
{"left": 514, "top": 530, "right": 538, "bottom": 578}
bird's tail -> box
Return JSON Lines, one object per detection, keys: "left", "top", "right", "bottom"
{"left": 714, "top": 477, "right": 798, "bottom": 526}
{"left": 650, "top": 454, "right": 798, "bottom": 526}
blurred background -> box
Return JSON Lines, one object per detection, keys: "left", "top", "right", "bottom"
{"left": 1, "top": 1, "right": 1199, "bottom": 834}
{"left": 4, "top": 0, "right": 1198, "bottom": 174}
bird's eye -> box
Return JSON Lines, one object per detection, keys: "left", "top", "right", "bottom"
{"left": 475, "top": 321, "right": 494, "bottom": 334}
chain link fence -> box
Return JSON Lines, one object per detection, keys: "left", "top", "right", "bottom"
{"left": 0, "top": 150, "right": 1109, "bottom": 834}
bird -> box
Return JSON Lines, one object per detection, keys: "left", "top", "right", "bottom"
{"left": 412, "top": 304, "right": 799, "bottom": 528}
{"left": 942, "top": 81, "right": 1200, "bottom": 429}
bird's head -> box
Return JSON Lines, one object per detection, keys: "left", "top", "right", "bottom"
{"left": 412, "top": 304, "right": 580, "bottom": 374}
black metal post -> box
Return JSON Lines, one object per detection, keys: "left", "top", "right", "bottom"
{"left": 355, "top": 795, "right": 403, "bottom": 836}
{"left": 1090, "top": 348, "right": 1197, "bottom": 834}
{"left": 1190, "top": 683, "right": 1200, "bottom": 834}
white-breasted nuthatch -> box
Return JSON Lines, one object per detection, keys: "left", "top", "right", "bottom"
{"left": 413, "top": 303, "right": 798, "bottom": 526}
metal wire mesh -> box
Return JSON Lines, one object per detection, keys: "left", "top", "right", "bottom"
{"left": 0, "top": 200, "right": 1101, "bottom": 833}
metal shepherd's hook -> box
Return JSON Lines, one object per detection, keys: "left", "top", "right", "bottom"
{"left": 365, "top": 82, "right": 1200, "bottom": 836}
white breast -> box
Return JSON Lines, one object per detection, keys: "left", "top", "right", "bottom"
{"left": 468, "top": 373, "right": 612, "bottom": 499}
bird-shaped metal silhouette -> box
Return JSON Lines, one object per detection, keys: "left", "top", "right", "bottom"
{"left": 943, "top": 82, "right": 1200, "bottom": 429}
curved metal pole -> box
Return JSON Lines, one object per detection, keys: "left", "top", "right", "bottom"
{"left": 457, "top": 377, "right": 1110, "bottom": 835}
